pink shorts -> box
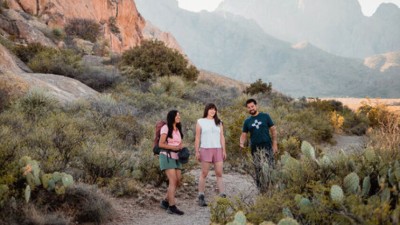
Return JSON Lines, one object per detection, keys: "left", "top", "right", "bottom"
{"left": 200, "top": 148, "right": 223, "bottom": 163}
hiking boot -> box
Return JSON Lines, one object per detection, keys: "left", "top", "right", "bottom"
{"left": 167, "top": 205, "right": 184, "bottom": 215}
{"left": 219, "top": 193, "right": 227, "bottom": 198}
{"left": 198, "top": 194, "right": 207, "bottom": 207}
{"left": 160, "top": 199, "right": 169, "bottom": 210}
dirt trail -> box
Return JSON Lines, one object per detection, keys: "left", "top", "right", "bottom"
{"left": 105, "top": 169, "right": 258, "bottom": 225}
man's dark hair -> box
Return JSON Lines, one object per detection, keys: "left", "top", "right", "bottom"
{"left": 246, "top": 98, "right": 257, "bottom": 106}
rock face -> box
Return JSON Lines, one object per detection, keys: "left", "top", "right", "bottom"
{"left": 0, "top": 43, "right": 98, "bottom": 103}
{"left": 6, "top": 0, "right": 146, "bottom": 53}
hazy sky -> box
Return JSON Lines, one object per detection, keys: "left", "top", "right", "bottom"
{"left": 177, "top": 0, "right": 400, "bottom": 16}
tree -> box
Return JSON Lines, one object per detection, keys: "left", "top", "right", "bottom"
{"left": 244, "top": 79, "right": 272, "bottom": 95}
{"left": 120, "top": 40, "right": 199, "bottom": 81}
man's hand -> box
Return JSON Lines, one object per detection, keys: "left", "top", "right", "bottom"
{"left": 272, "top": 142, "right": 278, "bottom": 154}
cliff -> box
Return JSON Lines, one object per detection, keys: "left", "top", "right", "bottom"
{"left": 6, "top": 0, "right": 145, "bottom": 53}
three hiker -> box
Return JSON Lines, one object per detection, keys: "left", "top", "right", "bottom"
{"left": 158, "top": 99, "right": 277, "bottom": 215}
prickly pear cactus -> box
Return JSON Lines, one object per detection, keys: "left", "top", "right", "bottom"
{"left": 24, "top": 185, "right": 31, "bottom": 203}
{"left": 301, "top": 141, "right": 316, "bottom": 160}
{"left": 381, "top": 188, "right": 391, "bottom": 202}
{"left": 19, "top": 156, "right": 42, "bottom": 190}
{"left": 298, "top": 197, "right": 312, "bottom": 213}
{"left": 227, "top": 211, "right": 246, "bottom": 225}
{"left": 362, "top": 176, "right": 371, "bottom": 197}
{"left": 277, "top": 217, "right": 300, "bottom": 225}
{"left": 343, "top": 172, "right": 360, "bottom": 194}
{"left": 364, "top": 148, "right": 377, "bottom": 162}
{"left": 282, "top": 207, "right": 294, "bottom": 218}
{"left": 330, "top": 185, "right": 344, "bottom": 204}
{"left": 319, "top": 155, "right": 333, "bottom": 169}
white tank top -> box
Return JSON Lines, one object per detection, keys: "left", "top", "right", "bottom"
{"left": 198, "top": 118, "right": 222, "bottom": 148}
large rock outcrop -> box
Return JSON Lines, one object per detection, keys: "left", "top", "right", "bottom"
{"left": 6, "top": 0, "right": 145, "bottom": 53}
{"left": 0, "top": 43, "right": 98, "bottom": 103}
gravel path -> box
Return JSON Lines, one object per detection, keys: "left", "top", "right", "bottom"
{"left": 105, "top": 169, "right": 258, "bottom": 225}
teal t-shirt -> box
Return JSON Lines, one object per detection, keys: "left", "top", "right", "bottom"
{"left": 242, "top": 112, "right": 274, "bottom": 146}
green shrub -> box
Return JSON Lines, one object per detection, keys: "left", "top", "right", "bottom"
{"left": 245, "top": 79, "right": 272, "bottom": 95}
{"left": 64, "top": 18, "right": 101, "bottom": 43}
{"left": 28, "top": 48, "right": 82, "bottom": 76}
{"left": 12, "top": 42, "right": 50, "bottom": 63}
{"left": 51, "top": 28, "right": 65, "bottom": 41}
{"left": 120, "top": 40, "right": 199, "bottom": 81}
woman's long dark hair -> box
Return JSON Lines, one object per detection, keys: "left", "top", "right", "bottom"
{"left": 166, "top": 110, "right": 183, "bottom": 140}
{"left": 203, "top": 103, "right": 221, "bottom": 126}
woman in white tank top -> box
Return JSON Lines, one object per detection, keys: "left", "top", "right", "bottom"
{"left": 195, "top": 103, "right": 226, "bottom": 206}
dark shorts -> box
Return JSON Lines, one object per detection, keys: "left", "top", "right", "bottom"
{"left": 159, "top": 154, "right": 182, "bottom": 171}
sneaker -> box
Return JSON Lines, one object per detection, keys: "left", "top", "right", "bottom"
{"left": 198, "top": 194, "right": 207, "bottom": 207}
{"left": 160, "top": 200, "right": 169, "bottom": 210}
{"left": 167, "top": 205, "right": 184, "bottom": 215}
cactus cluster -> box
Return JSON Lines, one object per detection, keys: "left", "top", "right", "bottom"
{"left": 343, "top": 172, "right": 360, "bottom": 194}
{"left": 41, "top": 172, "right": 74, "bottom": 195}
{"left": 301, "top": 141, "right": 316, "bottom": 161}
{"left": 330, "top": 185, "right": 344, "bottom": 204}
{"left": 18, "top": 156, "right": 75, "bottom": 202}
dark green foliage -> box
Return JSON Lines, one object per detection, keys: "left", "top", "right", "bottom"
{"left": 12, "top": 42, "right": 50, "bottom": 63}
{"left": 28, "top": 48, "right": 82, "bottom": 76}
{"left": 245, "top": 79, "right": 272, "bottom": 95}
{"left": 64, "top": 18, "right": 101, "bottom": 43}
{"left": 120, "top": 40, "right": 199, "bottom": 81}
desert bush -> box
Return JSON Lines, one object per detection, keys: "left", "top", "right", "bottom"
{"left": 64, "top": 18, "right": 101, "bottom": 43}
{"left": 79, "top": 65, "right": 119, "bottom": 91}
{"left": 81, "top": 135, "right": 131, "bottom": 182}
{"left": 12, "top": 42, "right": 50, "bottom": 63}
{"left": 244, "top": 79, "right": 272, "bottom": 95}
{"left": 184, "top": 80, "right": 241, "bottom": 108}
{"left": 51, "top": 28, "right": 65, "bottom": 41}
{"left": 28, "top": 48, "right": 82, "bottom": 76}
{"left": 107, "top": 177, "right": 142, "bottom": 197}
{"left": 120, "top": 40, "right": 199, "bottom": 81}
{"left": 0, "top": 72, "right": 29, "bottom": 111}
{"left": 16, "top": 89, "right": 59, "bottom": 122}
{"left": 149, "top": 76, "right": 188, "bottom": 98}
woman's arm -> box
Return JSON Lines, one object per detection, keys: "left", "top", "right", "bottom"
{"left": 220, "top": 124, "right": 226, "bottom": 160}
{"left": 195, "top": 122, "right": 201, "bottom": 161}
{"left": 158, "top": 133, "right": 180, "bottom": 151}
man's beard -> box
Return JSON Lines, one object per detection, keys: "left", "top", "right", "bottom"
{"left": 249, "top": 110, "right": 257, "bottom": 115}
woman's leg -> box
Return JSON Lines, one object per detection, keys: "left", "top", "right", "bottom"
{"left": 165, "top": 169, "right": 178, "bottom": 206}
{"left": 214, "top": 161, "right": 225, "bottom": 194}
{"left": 199, "top": 161, "right": 211, "bottom": 193}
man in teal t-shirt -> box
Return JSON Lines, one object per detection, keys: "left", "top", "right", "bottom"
{"left": 240, "top": 98, "right": 278, "bottom": 189}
